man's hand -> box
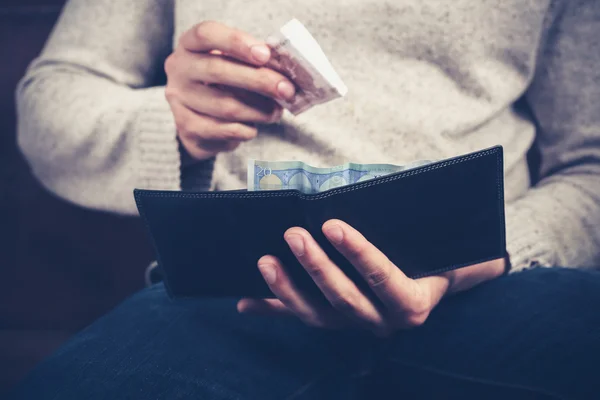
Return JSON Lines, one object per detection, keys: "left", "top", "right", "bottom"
{"left": 164, "top": 21, "right": 296, "bottom": 160}
{"left": 238, "top": 219, "right": 505, "bottom": 337}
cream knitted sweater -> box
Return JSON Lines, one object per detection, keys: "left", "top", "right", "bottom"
{"left": 16, "top": 0, "right": 600, "bottom": 271}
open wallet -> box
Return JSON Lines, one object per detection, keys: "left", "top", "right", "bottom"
{"left": 134, "top": 145, "right": 506, "bottom": 299}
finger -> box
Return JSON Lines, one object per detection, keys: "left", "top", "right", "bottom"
{"left": 180, "top": 21, "right": 272, "bottom": 66}
{"left": 193, "top": 138, "right": 243, "bottom": 154}
{"left": 170, "top": 101, "right": 256, "bottom": 160}
{"left": 237, "top": 298, "right": 293, "bottom": 316}
{"left": 284, "top": 228, "right": 388, "bottom": 332}
{"left": 222, "top": 85, "right": 284, "bottom": 120}
{"left": 321, "top": 220, "right": 430, "bottom": 316}
{"left": 174, "top": 82, "right": 282, "bottom": 123}
{"left": 169, "top": 98, "right": 257, "bottom": 140}
{"left": 186, "top": 53, "right": 295, "bottom": 100}
{"left": 256, "top": 255, "right": 346, "bottom": 329}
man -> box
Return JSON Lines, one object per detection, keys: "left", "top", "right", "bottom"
{"left": 9, "top": 0, "right": 600, "bottom": 398}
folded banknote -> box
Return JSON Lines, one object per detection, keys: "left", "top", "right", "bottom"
{"left": 248, "top": 159, "right": 433, "bottom": 194}
{"left": 266, "top": 19, "right": 347, "bottom": 115}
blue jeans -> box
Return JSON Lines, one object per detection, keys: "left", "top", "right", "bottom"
{"left": 8, "top": 267, "right": 600, "bottom": 399}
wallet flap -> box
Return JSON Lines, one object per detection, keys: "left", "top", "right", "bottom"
{"left": 134, "top": 146, "right": 505, "bottom": 298}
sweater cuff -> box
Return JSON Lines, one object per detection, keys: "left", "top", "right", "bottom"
{"left": 504, "top": 200, "right": 557, "bottom": 273}
{"left": 132, "top": 87, "right": 181, "bottom": 191}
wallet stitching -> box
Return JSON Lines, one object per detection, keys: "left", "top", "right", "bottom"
{"left": 135, "top": 147, "right": 504, "bottom": 283}
{"left": 138, "top": 147, "right": 499, "bottom": 201}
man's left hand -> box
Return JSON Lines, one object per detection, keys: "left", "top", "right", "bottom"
{"left": 238, "top": 219, "right": 505, "bottom": 337}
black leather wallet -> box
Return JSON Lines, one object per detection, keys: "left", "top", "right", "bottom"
{"left": 134, "top": 145, "right": 506, "bottom": 299}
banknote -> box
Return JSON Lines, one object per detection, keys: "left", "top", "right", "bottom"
{"left": 248, "top": 159, "right": 433, "bottom": 194}
{"left": 265, "top": 19, "right": 348, "bottom": 115}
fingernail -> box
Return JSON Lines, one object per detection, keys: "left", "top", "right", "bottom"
{"left": 285, "top": 234, "right": 305, "bottom": 257}
{"left": 250, "top": 44, "right": 270, "bottom": 64}
{"left": 277, "top": 81, "right": 296, "bottom": 100}
{"left": 258, "top": 263, "right": 277, "bottom": 285}
{"left": 324, "top": 224, "right": 344, "bottom": 244}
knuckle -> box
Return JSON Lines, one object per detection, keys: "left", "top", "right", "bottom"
{"left": 222, "top": 124, "right": 253, "bottom": 141}
{"left": 365, "top": 262, "right": 392, "bottom": 287}
{"left": 245, "top": 125, "right": 258, "bottom": 139}
{"left": 413, "top": 296, "right": 432, "bottom": 315}
{"left": 229, "top": 30, "right": 247, "bottom": 51}
{"left": 304, "top": 261, "right": 325, "bottom": 282}
{"left": 204, "top": 57, "right": 224, "bottom": 81}
{"left": 219, "top": 99, "right": 242, "bottom": 120}
{"left": 164, "top": 53, "right": 177, "bottom": 75}
{"left": 330, "top": 292, "right": 359, "bottom": 313}
{"left": 406, "top": 314, "right": 427, "bottom": 328}
{"left": 179, "top": 139, "right": 201, "bottom": 160}
{"left": 194, "top": 20, "right": 216, "bottom": 41}
{"left": 346, "top": 239, "right": 370, "bottom": 260}
{"left": 175, "top": 114, "right": 193, "bottom": 135}
{"left": 401, "top": 286, "right": 431, "bottom": 317}
{"left": 176, "top": 31, "right": 188, "bottom": 48}
{"left": 175, "top": 120, "right": 189, "bottom": 136}
{"left": 404, "top": 312, "right": 428, "bottom": 328}
{"left": 301, "top": 255, "right": 329, "bottom": 282}
{"left": 255, "top": 70, "right": 278, "bottom": 94}
{"left": 164, "top": 86, "right": 180, "bottom": 103}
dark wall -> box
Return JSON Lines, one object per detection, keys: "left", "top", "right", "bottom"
{"left": 0, "top": 0, "right": 155, "bottom": 391}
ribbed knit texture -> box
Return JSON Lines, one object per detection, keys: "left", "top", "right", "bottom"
{"left": 16, "top": 0, "right": 600, "bottom": 271}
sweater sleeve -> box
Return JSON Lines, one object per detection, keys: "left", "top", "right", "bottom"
{"left": 505, "top": 0, "right": 600, "bottom": 271}
{"left": 16, "top": 0, "right": 210, "bottom": 215}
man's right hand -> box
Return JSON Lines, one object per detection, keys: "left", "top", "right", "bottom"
{"left": 164, "top": 21, "right": 296, "bottom": 160}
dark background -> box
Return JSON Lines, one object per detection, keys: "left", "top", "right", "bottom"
{"left": 0, "top": 0, "right": 155, "bottom": 392}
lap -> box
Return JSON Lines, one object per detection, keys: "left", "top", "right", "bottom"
{"left": 9, "top": 267, "right": 600, "bottom": 400}
{"left": 382, "top": 267, "right": 600, "bottom": 399}
{"left": 8, "top": 286, "right": 374, "bottom": 400}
